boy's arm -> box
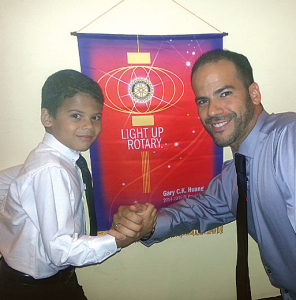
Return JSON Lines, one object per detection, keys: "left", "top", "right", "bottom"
{"left": 28, "top": 166, "right": 121, "bottom": 267}
{"left": 0, "top": 165, "right": 22, "bottom": 204}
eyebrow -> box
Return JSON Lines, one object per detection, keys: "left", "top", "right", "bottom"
{"left": 195, "top": 85, "right": 235, "bottom": 102}
{"left": 214, "top": 85, "right": 234, "bottom": 95}
{"left": 67, "top": 109, "right": 102, "bottom": 115}
{"left": 68, "top": 109, "right": 84, "bottom": 113}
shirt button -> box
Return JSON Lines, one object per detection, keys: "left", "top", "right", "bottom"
{"left": 105, "top": 251, "right": 111, "bottom": 256}
{"left": 284, "top": 289, "right": 289, "bottom": 293}
{"left": 266, "top": 269, "right": 271, "bottom": 273}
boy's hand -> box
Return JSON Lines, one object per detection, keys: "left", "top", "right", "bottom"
{"left": 112, "top": 202, "right": 157, "bottom": 240}
{"left": 108, "top": 228, "right": 136, "bottom": 248}
{"left": 111, "top": 203, "right": 147, "bottom": 238}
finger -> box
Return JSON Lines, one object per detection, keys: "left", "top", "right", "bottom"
{"left": 112, "top": 213, "right": 144, "bottom": 234}
{"left": 130, "top": 203, "right": 147, "bottom": 213}
{"left": 137, "top": 203, "right": 156, "bottom": 216}
{"left": 151, "top": 208, "right": 158, "bottom": 219}
{"left": 108, "top": 228, "right": 126, "bottom": 240}
{"left": 114, "top": 223, "right": 141, "bottom": 239}
{"left": 117, "top": 206, "right": 144, "bottom": 224}
{"left": 145, "top": 203, "right": 156, "bottom": 212}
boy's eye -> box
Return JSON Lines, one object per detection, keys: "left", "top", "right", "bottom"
{"left": 72, "top": 114, "right": 81, "bottom": 119}
{"left": 92, "top": 115, "right": 101, "bottom": 121}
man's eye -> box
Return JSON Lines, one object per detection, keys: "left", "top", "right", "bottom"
{"left": 196, "top": 99, "right": 208, "bottom": 106}
{"left": 221, "top": 91, "right": 232, "bottom": 97}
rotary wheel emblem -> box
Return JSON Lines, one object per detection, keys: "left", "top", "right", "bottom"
{"left": 129, "top": 78, "right": 154, "bottom": 103}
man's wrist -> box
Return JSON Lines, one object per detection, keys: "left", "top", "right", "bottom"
{"left": 140, "top": 227, "right": 155, "bottom": 241}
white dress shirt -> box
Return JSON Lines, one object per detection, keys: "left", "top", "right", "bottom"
{"left": 0, "top": 164, "right": 22, "bottom": 205}
{"left": 0, "top": 133, "right": 119, "bottom": 279}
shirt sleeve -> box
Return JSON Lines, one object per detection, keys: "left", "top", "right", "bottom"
{"left": 143, "top": 162, "right": 237, "bottom": 246}
{"left": 273, "top": 123, "right": 296, "bottom": 232}
{"left": 21, "top": 165, "right": 119, "bottom": 267}
{"left": 0, "top": 165, "right": 22, "bottom": 205}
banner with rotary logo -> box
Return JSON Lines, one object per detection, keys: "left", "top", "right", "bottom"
{"left": 75, "top": 33, "right": 225, "bottom": 233}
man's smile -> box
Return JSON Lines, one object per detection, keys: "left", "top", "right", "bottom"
{"left": 212, "top": 120, "right": 229, "bottom": 128}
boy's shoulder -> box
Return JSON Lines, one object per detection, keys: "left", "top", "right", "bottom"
{"left": 17, "top": 134, "right": 79, "bottom": 183}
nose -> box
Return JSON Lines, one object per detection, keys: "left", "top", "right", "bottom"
{"left": 82, "top": 118, "right": 94, "bottom": 130}
{"left": 207, "top": 99, "right": 223, "bottom": 117}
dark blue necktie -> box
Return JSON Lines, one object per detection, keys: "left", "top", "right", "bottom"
{"left": 235, "top": 153, "right": 251, "bottom": 299}
{"left": 76, "top": 154, "right": 97, "bottom": 236}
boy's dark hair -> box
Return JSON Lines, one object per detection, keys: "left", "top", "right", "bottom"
{"left": 42, "top": 69, "right": 104, "bottom": 117}
{"left": 191, "top": 49, "right": 254, "bottom": 89}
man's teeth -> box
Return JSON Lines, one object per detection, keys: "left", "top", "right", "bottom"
{"left": 212, "top": 121, "right": 228, "bottom": 128}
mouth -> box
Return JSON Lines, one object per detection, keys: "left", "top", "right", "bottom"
{"left": 208, "top": 118, "right": 232, "bottom": 133}
{"left": 77, "top": 135, "right": 94, "bottom": 141}
{"left": 212, "top": 120, "right": 229, "bottom": 128}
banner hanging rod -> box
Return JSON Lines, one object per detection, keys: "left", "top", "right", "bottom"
{"left": 71, "top": 0, "right": 227, "bottom": 36}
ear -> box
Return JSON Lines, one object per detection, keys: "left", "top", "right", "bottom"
{"left": 249, "top": 82, "right": 261, "bottom": 106}
{"left": 41, "top": 108, "right": 53, "bottom": 129}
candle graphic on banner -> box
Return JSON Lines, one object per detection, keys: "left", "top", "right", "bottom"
{"left": 128, "top": 38, "right": 153, "bottom": 193}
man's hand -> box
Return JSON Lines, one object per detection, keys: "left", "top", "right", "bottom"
{"left": 135, "top": 203, "right": 157, "bottom": 239}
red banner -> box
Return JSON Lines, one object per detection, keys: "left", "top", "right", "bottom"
{"left": 76, "top": 33, "right": 224, "bottom": 231}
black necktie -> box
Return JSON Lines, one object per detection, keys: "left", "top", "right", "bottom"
{"left": 76, "top": 154, "right": 97, "bottom": 236}
{"left": 235, "top": 153, "right": 251, "bottom": 299}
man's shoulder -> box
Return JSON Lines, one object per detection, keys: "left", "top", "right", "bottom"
{"left": 262, "top": 112, "right": 296, "bottom": 134}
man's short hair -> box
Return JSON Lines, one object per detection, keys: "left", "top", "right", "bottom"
{"left": 191, "top": 49, "right": 254, "bottom": 89}
{"left": 41, "top": 69, "right": 104, "bottom": 117}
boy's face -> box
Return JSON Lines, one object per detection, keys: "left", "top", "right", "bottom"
{"left": 41, "top": 92, "right": 103, "bottom": 152}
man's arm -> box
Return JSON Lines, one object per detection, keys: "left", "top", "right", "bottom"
{"left": 112, "top": 163, "right": 238, "bottom": 245}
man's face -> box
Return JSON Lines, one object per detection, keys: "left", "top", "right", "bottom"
{"left": 192, "top": 59, "right": 258, "bottom": 151}
{"left": 42, "top": 92, "right": 103, "bottom": 152}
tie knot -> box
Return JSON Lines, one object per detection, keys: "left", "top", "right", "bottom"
{"left": 76, "top": 154, "right": 88, "bottom": 171}
{"left": 235, "top": 153, "right": 246, "bottom": 174}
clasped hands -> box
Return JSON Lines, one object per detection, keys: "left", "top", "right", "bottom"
{"left": 108, "top": 202, "right": 157, "bottom": 248}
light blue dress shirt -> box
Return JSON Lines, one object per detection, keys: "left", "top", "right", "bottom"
{"left": 145, "top": 110, "right": 296, "bottom": 300}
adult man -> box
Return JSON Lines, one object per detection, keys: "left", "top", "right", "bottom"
{"left": 113, "top": 50, "right": 296, "bottom": 300}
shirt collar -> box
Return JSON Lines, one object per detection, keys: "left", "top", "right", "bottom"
{"left": 233, "top": 109, "right": 269, "bottom": 158}
{"left": 42, "top": 133, "right": 80, "bottom": 164}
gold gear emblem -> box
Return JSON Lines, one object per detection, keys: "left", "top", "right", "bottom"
{"left": 129, "top": 78, "right": 154, "bottom": 103}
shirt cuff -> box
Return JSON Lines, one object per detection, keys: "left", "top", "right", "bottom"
{"left": 141, "top": 211, "right": 170, "bottom": 246}
{"left": 89, "top": 234, "right": 121, "bottom": 263}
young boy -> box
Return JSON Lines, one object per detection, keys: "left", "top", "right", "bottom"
{"left": 0, "top": 70, "right": 156, "bottom": 300}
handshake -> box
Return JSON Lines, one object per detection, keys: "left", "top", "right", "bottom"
{"left": 108, "top": 203, "right": 157, "bottom": 248}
